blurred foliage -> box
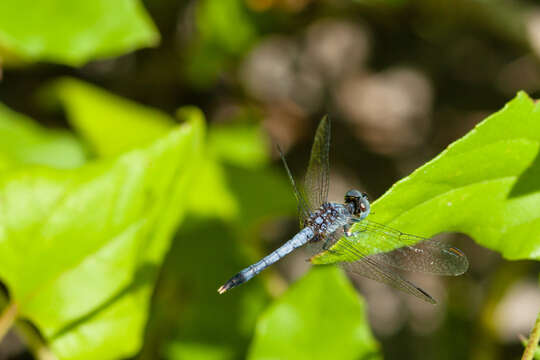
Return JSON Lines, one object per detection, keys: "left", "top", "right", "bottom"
{"left": 183, "top": 0, "right": 258, "bottom": 88}
{"left": 152, "top": 217, "right": 269, "bottom": 360}
{"left": 1, "top": 0, "right": 540, "bottom": 360}
{"left": 0, "top": 78, "right": 297, "bottom": 360}
{"left": 44, "top": 78, "right": 174, "bottom": 156}
{"left": 140, "top": 106, "right": 296, "bottom": 360}
{"left": 0, "top": 103, "right": 86, "bottom": 169}
{"left": 0, "top": 0, "right": 159, "bottom": 66}
{"left": 248, "top": 266, "right": 380, "bottom": 360}
{"left": 207, "top": 120, "right": 269, "bottom": 169}
{"left": 0, "top": 105, "right": 202, "bottom": 359}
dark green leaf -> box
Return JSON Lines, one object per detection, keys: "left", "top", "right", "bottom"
{"left": 150, "top": 218, "right": 269, "bottom": 360}
{"left": 248, "top": 266, "right": 380, "bottom": 360}
{"left": 0, "top": 103, "right": 86, "bottom": 169}
{"left": 142, "top": 114, "right": 294, "bottom": 360}
{"left": 184, "top": 0, "right": 257, "bottom": 88}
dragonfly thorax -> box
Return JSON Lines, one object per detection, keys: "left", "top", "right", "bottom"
{"left": 305, "top": 203, "right": 350, "bottom": 236}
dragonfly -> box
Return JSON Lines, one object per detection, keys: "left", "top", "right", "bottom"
{"left": 218, "top": 116, "right": 468, "bottom": 303}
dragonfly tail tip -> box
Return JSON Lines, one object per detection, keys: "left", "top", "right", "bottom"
{"left": 217, "top": 285, "right": 228, "bottom": 294}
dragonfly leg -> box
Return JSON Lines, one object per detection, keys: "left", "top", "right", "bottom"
{"left": 343, "top": 224, "right": 353, "bottom": 237}
{"left": 322, "top": 239, "right": 330, "bottom": 250}
{"left": 322, "top": 236, "right": 334, "bottom": 250}
{"left": 321, "top": 236, "right": 340, "bottom": 253}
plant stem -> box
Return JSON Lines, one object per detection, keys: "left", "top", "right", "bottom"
{"left": 0, "top": 301, "right": 17, "bottom": 342}
{"left": 15, "top": 321, "right": 58, "bottom": 360}
{"left": 522, "top": 310, "right": 540, "bottom": 360}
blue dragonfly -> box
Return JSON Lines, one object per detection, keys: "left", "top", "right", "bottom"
{"left": 218, "top": 116, "right": 468, "bottom": 303}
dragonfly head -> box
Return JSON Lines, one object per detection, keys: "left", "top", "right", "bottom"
{"left": 344, "top": 190, "right": 370, "bottom": 219}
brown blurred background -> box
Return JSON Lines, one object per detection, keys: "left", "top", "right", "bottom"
{"left": 2, "top": 0, "right": 540, "bottom": 359}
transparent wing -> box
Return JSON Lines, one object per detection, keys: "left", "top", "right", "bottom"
{"left": 304, "top": 116, "right": 331, "bottom": 210}
{"left": 348, "top": 220, "right": 469, "bottom": 276}
{"left": 332, "top": 232, "right": 436, "bottom": 304}
{"left": 278, "top": 145, "right": 311, "bottom": 228}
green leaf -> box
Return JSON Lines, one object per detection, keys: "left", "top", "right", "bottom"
{"left": 248, "top": 266, "right": 380, "bottom": 360}
{"left": 208, "top": 122, "right": 269, "bottom": 169}
{"left": 314, "top": 91, "right": 540, "bottom": 264}
{"left": 196, "top": 0, "right": 257, "bottom": 56}
{"left": 225, "top": 165, "right": 297, "bottom": 229}
{"left": 186, "top": 159, "right": 240, "bottom": 220}
{"left": 151, "top": 218, "right": 269, "bottom": 360}
{"left": 45, "top": 78, "right": 174, "bottom": 157}
{"left": 353, "top": 0, "right": 407, "bottom": 6}
{"left": 184, "top": 0, "right": 257, "bottom": 88}
{"left": 0, "top": 117, "right": 203, "bottom": 360}
{"left": 0, "top": 0, "right": 159, "bottom": 66}
{"left": 167, "top": 341, "right": 235, "bottom": 360}
{"left": 0, "top": 102, "right": 86, "bottom": 169}
{"left": 186, "top": 110, "right": 292, "bottom": 223}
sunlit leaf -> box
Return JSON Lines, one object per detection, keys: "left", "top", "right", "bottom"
{"left": 248, "top": 266, "right": 380, "bottom": 360}
{"left": 208, "top": 122, "right": 269, "bottom": 169}
{"left": 314, "top": 91, "right": 540, "bottom": 264}
{"left": 186, "top": 159, "right": 239, "bottom": 220}
{"left": 0, "top": 0, "right": 159, "bottom": 66}
{"left": 167, "top": 341, "right": 235, "bottom": 360}
{"left": 0, "top": 117, "right": 203, "bottom": 360}
{"left": 45, "top": 78, "right": 174, "bottom": 157}
{"left": 0, "top": 102, "right": 86, "bottom": 169}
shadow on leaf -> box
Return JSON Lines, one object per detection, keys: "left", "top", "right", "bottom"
{"left": 508, "top": 151, "right": 540, "bottom": 198}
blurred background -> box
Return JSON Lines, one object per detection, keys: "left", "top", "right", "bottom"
{"left": 2, "top": 0, "right": 540, "bottom": 359}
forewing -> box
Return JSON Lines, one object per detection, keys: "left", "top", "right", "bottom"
{"left": 334, "top": 234, "right": 436, "bottom": 304}
{"left": 278, "top": 145, "right": 311, "bottom": 227}
{"left": 304, "top": 116, "right": 331, "bottom": 210}
{"left": 349, "top": 220, "right": 469, "bottom": 276}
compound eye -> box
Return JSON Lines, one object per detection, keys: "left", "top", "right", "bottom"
{"left": 359, "top": 202, "right": 367, "bottom": 212}
{"left": 345, "top": 189, "right": 362, "bottom": 199}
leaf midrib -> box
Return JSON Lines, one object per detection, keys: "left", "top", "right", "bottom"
{"left": 20, "top": 216, "right": 148, "bottom": 310}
